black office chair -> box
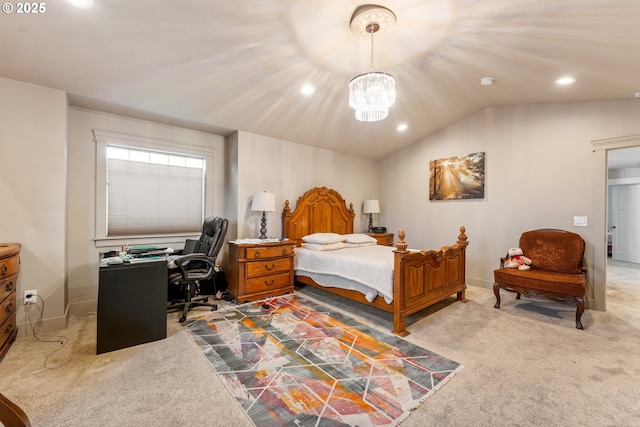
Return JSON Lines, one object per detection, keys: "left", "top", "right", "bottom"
{"left": 167, "top": 216, "right": 228, "bottom": 323}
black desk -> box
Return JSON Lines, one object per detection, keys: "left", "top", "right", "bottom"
{"left": 97, "top": 259, "right": 168, "bottom": 354}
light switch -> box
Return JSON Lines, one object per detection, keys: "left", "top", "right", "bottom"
{"left": 573, "top": 216, "right": 588, "bottom": 227}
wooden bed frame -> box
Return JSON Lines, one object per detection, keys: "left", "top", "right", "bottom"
{"left": 282, "top": 186, "right": 469, "bottom": 336}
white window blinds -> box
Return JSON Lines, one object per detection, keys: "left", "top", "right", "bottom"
{"left": 106, "top": 146, "right": 204, "bottom": 236}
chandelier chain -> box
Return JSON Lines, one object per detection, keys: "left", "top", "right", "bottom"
{"left": 369, "top": 29, "right": 374, "bottom": 72}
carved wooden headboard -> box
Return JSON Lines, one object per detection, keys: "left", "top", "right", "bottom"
{"left": 282, "top": 187, "right": 355, "bottom": 246}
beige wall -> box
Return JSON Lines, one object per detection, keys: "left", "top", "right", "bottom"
{"left": 0, "top": 76, "right": 68, "bottom": 333}
{"left": 233, "top": 131, "right": 379, "bottom": 240}
{"left": 379, "top": 99, "right": 640, "bottom": 310}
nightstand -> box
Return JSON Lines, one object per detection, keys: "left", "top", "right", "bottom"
{"left": 368, "top": 233, "right": 394, "bottom": 246}
{"left": 0, "top": 244, "right": 20, "bottom": 360}
{"left": 227, "top": 240, "right": 295, "bottom": 303}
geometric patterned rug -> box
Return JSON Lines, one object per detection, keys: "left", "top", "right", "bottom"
{"left": 185, "top": 294, "right": 462, "bottom": 426}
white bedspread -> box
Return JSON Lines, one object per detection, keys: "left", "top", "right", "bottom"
{"left": 294, "top": 245, "right": 396, "bottom": 303}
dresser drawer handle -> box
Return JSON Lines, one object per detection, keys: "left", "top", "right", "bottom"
{"left": 253, "top": 251, "right": 261, "bottom": 258}
{"left": 5, "top": 323, "right": 15, "bottom": 335}
{"left": 5, "top": 280, "right": 13, "bottom": 292}
{"left": 264, "top": 263, "right": 275, "bottom": 271}
{"left": 264, "top": 279, "right": 275, "bottom": 286}
{"left": 5, "top": 301, "right": 14, "bottom": 313}
{"left": 1, "top": 264, "right": 6, "bottom": 276}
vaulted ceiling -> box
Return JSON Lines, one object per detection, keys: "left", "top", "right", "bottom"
{"left": 2, "top": 0, "right": 640, "bottom": 164}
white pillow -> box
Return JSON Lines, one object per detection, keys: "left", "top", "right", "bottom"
{"left": 301, "top": 233, "right": 346, "bottom": 244}
{"left": 301, "top": 242, "right": 347, "bottom": 251}
{"left": 343, "top": 241, "right": 377, "bottom": 248}
{"left": 342, "top": 233, "right": 378, "bottom": 244}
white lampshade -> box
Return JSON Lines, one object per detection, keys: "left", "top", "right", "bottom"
{"left": 251, "top": 191, "right": 276, "bottom": 213}
{"left": 362, "top": 199, "right": 380, "bottom": 214}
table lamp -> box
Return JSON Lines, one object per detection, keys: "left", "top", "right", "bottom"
{"left": 362, "top": 199, "right": 380, "bottom": 233}
{"left": 251, "top": 191, "right": 276, "bottom": 239}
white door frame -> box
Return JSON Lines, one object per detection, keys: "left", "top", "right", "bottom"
{"left": 592, "top": 133, "right": 640, "bottom": 311}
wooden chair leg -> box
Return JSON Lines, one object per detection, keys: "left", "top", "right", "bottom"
{"left": 493, "top": 283, "right": 501, "bottom": 308}
{"left": 575, "top": 297, "right": 585, "bottom": 330}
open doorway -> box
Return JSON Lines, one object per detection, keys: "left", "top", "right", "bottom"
{"left": 608, "top": 146, "right": 640, "bottom": 263}
{"left": 607, "top": 145, "right": 640, "bottom": 295}
{"left": 591, "top": 135, "right": 640, "bottom": 311}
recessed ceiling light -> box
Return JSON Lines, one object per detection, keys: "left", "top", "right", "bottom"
{"left": 65, "top": 0, "right": 94, "bottom": 9}
{"left": 300, "top": 84, "right": 315, "bottom": 96}
{"left": 397, "top": 123, "right": 408, "bottom": 132}
{"left": 480, "top": 77, "right": 495, "bottom": 86}
{"left": 555, "top": 76, "right": 576, "bottom": 85}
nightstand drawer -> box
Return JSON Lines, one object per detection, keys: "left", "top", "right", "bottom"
{"left": 245, "top": 273, "right": 291, "bottom": 294}
{"left": 0, "top": 273, "right": 18, "bottom": 303}
{"left": 246, "top": 258, "right": 292, "bottom": 278}
{"left": 0, "top": 255, "right": 19, "bottom": 278}
{"left": 0, "top": 312, "right": 16, "bottom": 347}
{"left": 245, "top": 245, "right": 293, "bottom": 259}
{"left": 0, "top": 291, "right": 16, "bottom": 322}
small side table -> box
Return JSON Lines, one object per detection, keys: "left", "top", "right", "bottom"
{"left": 368, "top": 233, "right": 394, "bottom": 246}
{"left": 227, "top": 240, "right": 295, "bottom": 303}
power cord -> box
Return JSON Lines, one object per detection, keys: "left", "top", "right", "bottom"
{"left": 26, "top": 294, "right": 72, "bottom": 369}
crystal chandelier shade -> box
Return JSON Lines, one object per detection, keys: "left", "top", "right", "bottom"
{"left": 348, "top": 5, "right": 397, "bottom": 122}
{"left": 349, "top": 71, "right": 396, "bottom": 122}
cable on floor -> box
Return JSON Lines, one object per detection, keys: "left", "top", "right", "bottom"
{"left": 26, "top": 294, "right": 72, "bottom": 369}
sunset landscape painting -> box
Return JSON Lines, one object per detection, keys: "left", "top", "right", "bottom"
{"left": 429, "top": 152, "right": 485, "bottom": 200}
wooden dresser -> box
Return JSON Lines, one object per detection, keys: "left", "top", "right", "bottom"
{"left": 0, "top": 244, "right": 20, "bottom": 360}
{"left": 368, "top": 233, "right": 394, "bottom": 246}
{"left": 227, "top": 240, "right": 295, "bottom": 303}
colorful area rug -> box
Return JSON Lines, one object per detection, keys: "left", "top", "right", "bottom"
{"left": 185, "top": 294, "right": 462, "bottom": 426}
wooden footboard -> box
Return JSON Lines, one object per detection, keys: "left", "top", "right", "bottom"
{"left": 295, "top": 227, "right": 469, "bottom": 337}
{"left": 391, "top": 227, "right": 468, "bottom": 336}
{"left": 283, "top": 187, "right": 469, "bottom": 336}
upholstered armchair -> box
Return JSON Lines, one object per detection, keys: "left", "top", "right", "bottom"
{"left": 493, "top": 229, "right": 587, "bottom": 329}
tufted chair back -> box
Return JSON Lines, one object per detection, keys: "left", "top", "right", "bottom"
{"left": 519, "top": 229, "right": 585, "bottom": 274}
{"left": 200, "top": 216, "right": 228, "bottom": 262}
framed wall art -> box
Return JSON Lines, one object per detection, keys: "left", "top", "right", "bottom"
{"left": 429, "top": 151, "right": 485, "bottom": 200}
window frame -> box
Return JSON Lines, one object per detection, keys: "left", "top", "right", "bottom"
{"left": 93, "top": 129, "right": 215, "bottom": 248}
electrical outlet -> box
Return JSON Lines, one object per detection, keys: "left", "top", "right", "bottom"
{"left": 24, "top": 289, "right": 37, "bottom": 304}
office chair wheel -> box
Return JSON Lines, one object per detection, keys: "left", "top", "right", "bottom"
{"left": 179, "top": 315, "right": 187, "bottom": 323}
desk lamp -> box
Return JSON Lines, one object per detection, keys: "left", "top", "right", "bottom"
{"left": 252, "top": 191, "right": 276, "bottom": 239}
{"left": 363, "top": 199, "right": 380, "bottom": 233}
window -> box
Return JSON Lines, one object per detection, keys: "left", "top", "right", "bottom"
{"left": 94, "top": 130, "right": 215, "bottom": 246}
{"left": 106, "top": 146, "right": 205, "bottom": 236}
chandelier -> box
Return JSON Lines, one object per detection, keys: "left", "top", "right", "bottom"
{"left": 348, "top": 5, "right": 397, "bottom": 122}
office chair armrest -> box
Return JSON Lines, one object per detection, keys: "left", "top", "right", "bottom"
{"left": 173, "top": 253, "right": 216, "bottom": 279}
{"left": 173, "top": 253, "right": 214, "bottom": 264}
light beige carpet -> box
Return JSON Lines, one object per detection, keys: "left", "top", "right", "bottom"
{"left": 1, "top": 260, "right": 639, "bottom": 426}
